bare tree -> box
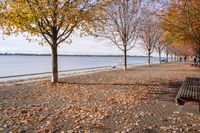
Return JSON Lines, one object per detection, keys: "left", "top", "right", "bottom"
{"left": 140, "top": 15, "right": 161, "bottom": 66}
{"left": 164, "top": 43, "right": 170, "bottom": 62}
{"left": 154, "top": 29, "right": 165, "bottom": 63}
{"left": 97, "top": 0, "right": 142, "bottom": 70}
{"left": 169, "top": 45, "right": 177, "bottom": 62}
{"left": 155, "top": 42, "right": 165, "bottom": 63}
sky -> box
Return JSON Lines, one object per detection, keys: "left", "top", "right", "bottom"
{"left": 0, "top": 33, "right": 161, "bottom": 56}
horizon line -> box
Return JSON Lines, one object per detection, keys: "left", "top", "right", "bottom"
{"left": 0, "top": 53, "right": 152, "bottom": 57}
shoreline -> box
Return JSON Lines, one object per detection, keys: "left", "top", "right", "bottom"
{"left": 0, "top": 62, "right": 158, "bottom": 85}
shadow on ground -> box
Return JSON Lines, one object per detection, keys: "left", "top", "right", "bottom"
{"left": 58, "top": 81, "right": 159, "bottom": 87}
{"left": 137, "top": 81, "right": 182, "bottom": 103}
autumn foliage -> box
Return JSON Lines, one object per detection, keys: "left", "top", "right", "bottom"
{"left": 1, "top": 0, "right": 110, "bottom": 83}
{"left": 161, "top": 0, "right": 200, "bottom": 56}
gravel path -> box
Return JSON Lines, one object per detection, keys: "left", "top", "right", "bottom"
{"left": 0, "top": 62, "right": 200, "bottom": 132}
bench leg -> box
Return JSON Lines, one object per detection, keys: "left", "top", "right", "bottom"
{"left": 199, "top": 102, "right": 200, "bottom": 114}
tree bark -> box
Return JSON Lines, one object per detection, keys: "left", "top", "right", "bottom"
{"left": 166, "top": 51, "right": 169, "bottom": 63}
{"left": 51, "top": 46, "right": 58, "bottom": 83}
{"left": 158, "top": 50, "right": 161, "bottom": 64}
{"left": 124, "top": 45, "right": 127, "bottom": 70}
{"left": 148, "top": 51, "right": 151, "bottom": 66}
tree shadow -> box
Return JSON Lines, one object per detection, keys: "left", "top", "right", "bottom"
{"left": 148, "top": 81, "right": 182, "bottom": 102}
{"left": 136, "top": 69, "right": 198, "bottom": 72}
{"left": 58, "top": 80, "right": 183, "bottom": 103}
{"left": 58, "top": 81, "right": 158, "bottom": 87}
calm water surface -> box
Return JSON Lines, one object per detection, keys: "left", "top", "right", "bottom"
{"left": 0, "top": 55, "right": 163, "bottom": 78}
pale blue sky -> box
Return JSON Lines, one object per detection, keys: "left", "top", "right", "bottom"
{"left": 0, "top": 34, "right": 160, "bottom": 56}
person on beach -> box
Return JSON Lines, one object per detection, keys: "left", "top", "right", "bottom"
{"left": 184, "top": 56, "right": 187, "bottom": 62}
{"left": 193, "top": 56, "right": 197, "bottom": 64}
{"left": 195, "top": 56, "right": 200, "bottom": 67}
{"left": 179, "top": 57, "right": 182, "bottom": 62}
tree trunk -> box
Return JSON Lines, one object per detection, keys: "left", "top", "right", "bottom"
{"left": 148, "top": 52, "right": 151, "bottom": 66}
{"left": 51, "top": 46, "right": 58, "bottom": 83}
{"left": 171, "top": 55, "right": 173, "bottom": 62}
{"left": 174, "top": 54, "right": 176, "bottom": 61}
{"left": 124, "top": 45, "right": 127, "bottom": 70}
{"left": 158, "top": 50, "right": 161, "bottom": 64}
{"left": 166, "top": 52, "right": 169, "bottom": 63}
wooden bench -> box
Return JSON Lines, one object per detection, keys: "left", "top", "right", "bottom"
{"left": 175, "top": 77, "right": 200, "bottom": 112}
{"left": 191, "top": 63, "right": 200, "bottom": 67}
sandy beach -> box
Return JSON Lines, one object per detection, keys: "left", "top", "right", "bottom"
{"left": 0, "top": 62, "right": 200, "bottom": 132}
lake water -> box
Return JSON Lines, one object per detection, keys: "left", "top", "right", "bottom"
{"left": 0, "top": 55, "right": 164, "bottom": 80}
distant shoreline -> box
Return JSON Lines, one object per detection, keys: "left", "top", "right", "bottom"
{"left": 0, "top": 53, "right": 150, "bottom": 57}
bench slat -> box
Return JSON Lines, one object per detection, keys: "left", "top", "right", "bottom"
{"left": 176, "top": 77, "right": 200, "bottom": 105}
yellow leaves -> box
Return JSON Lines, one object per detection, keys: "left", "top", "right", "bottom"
{"left": 162, "top": 0, "right": 200, "bottom": 48}
{"left": 1, "top": 0, "right": 110, "bottom": 45}
{"left": 2, "top": 63, "right": 200, "bottom": 132}
{"left": 105, "top": 97, "right": 119, "bottom": 104}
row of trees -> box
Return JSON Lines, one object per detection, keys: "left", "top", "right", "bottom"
{"left": 96, "top": 0, "right": 171, "bottom": 67}
{"left": 0, "top": 0, "right": 193, "bottom": 83}
{"left": 161, "top": 0, "right": 199, "bottom": 57}
{"left": 138, "top": 0, "right": 197, "bottom": 66}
